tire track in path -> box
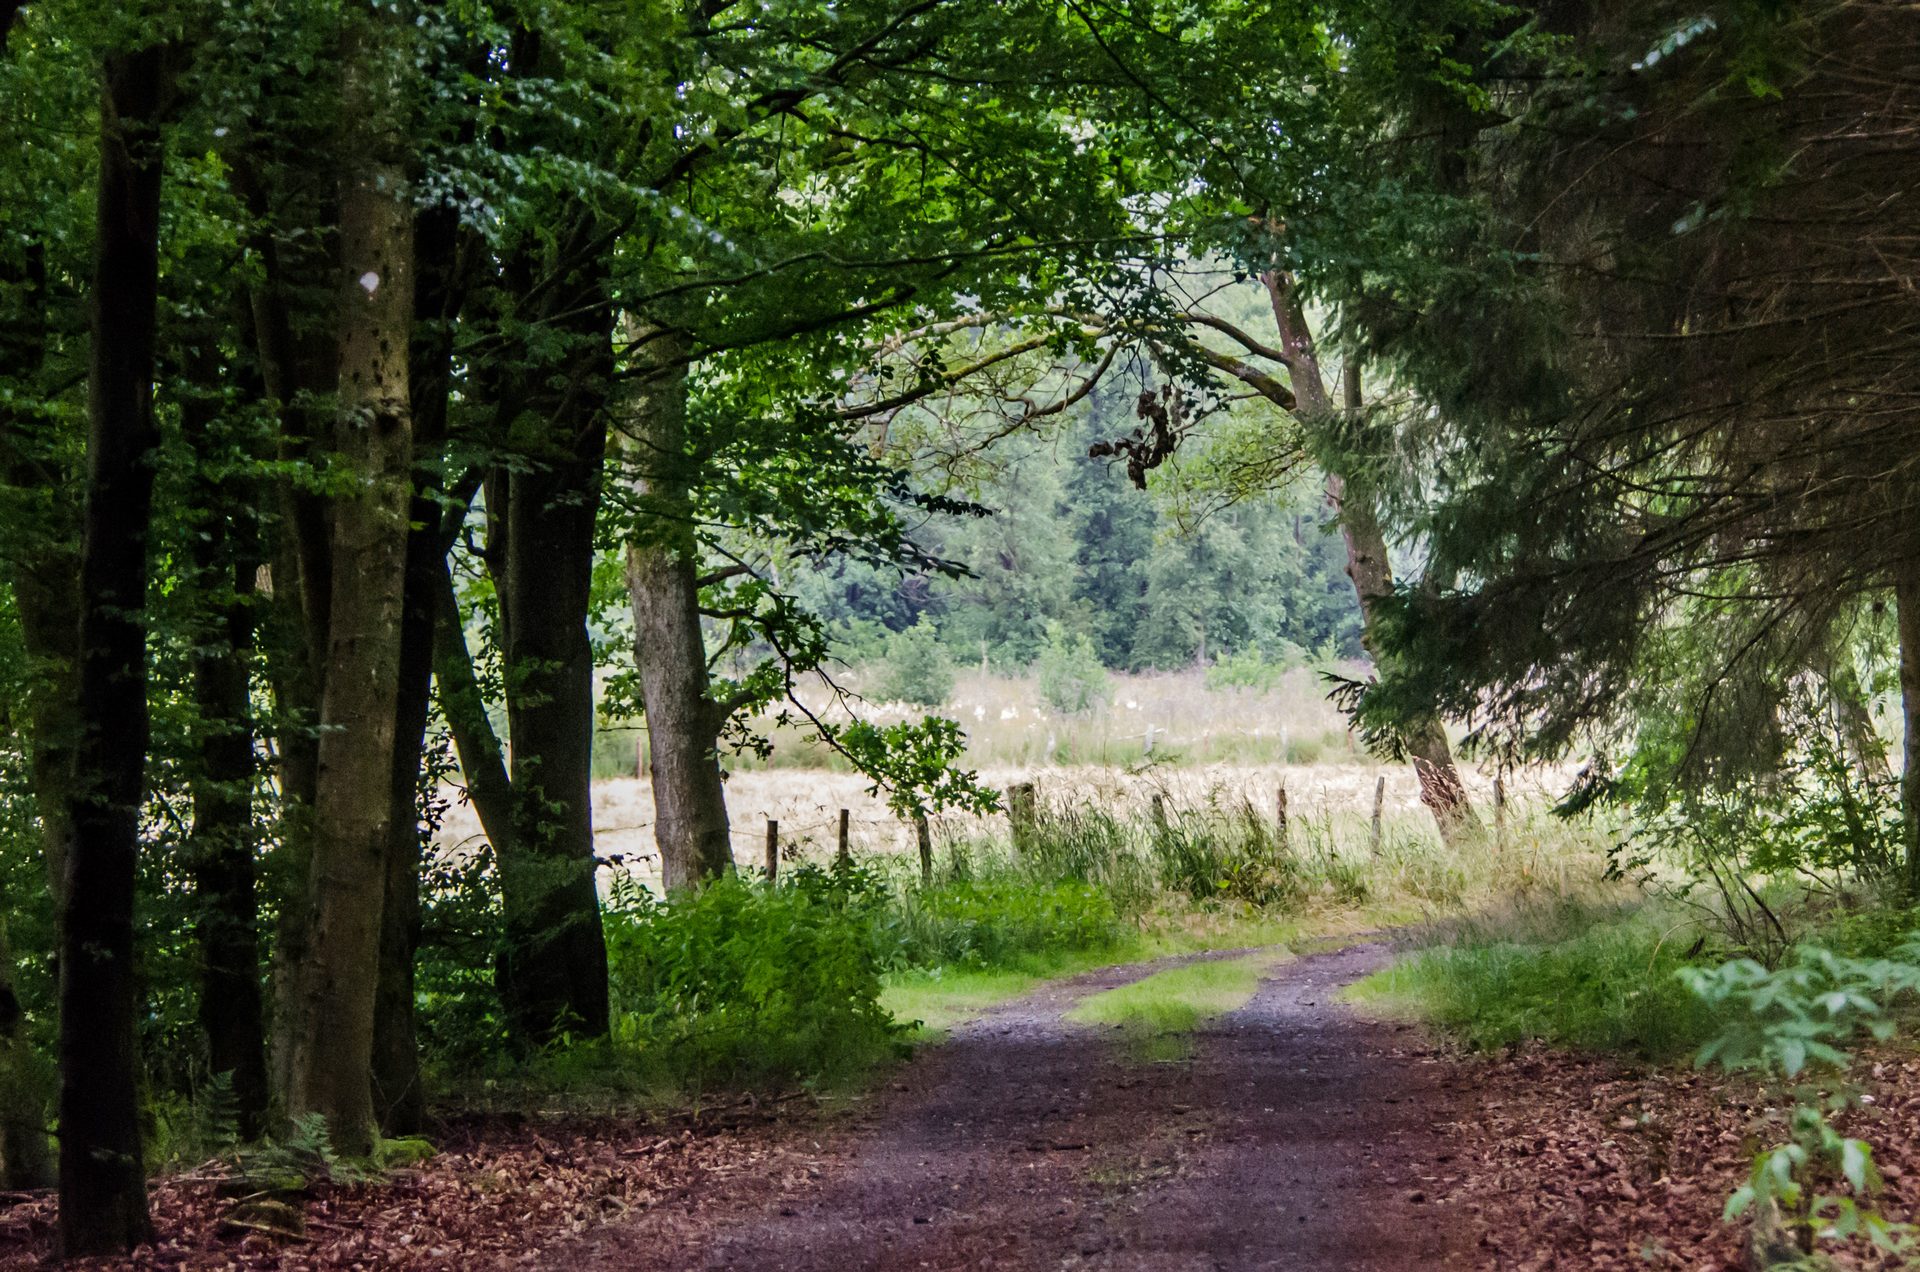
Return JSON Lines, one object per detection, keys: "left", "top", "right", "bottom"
{"left": 575, "top": 943, "right": 1480, "bottom": 1270}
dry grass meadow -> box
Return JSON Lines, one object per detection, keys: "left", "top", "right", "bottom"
{"left": 437, "top": 666, "right": 1572, "bottom": 893}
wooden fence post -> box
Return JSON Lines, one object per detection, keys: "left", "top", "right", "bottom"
{"left": 1369, "top": 775, "right": 1386, "bottom": 856}
{"left": 836, "top": 808, "right": 851, "bottom": 867}
{"left": 1493, "top": 775, "right": 1507, "bottom": 849}
{"left": 1008, "top": 781, "right": 1037, "bottom": 852}
{"left": 1275, "top": 782, "right": 1290, "bottom": 853}
{"left": 1149, "top": 792, "right": 1167, "bottom": 835}
{"left": 914, "top": 812, "right": 933, "bottom": 887}
{"left": 765, "top": 818, "right": 779, "bottom": 882}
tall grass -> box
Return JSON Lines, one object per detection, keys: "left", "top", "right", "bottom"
{"left": 1347, "top": 897, "right": 1728, "bottom": 1061}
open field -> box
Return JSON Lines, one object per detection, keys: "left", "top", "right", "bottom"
{"left": 591, "top": 665, "right": 1377, "bottom": 778}
{"left": 436, "top": 758, "right": 1577, "bottom": 893}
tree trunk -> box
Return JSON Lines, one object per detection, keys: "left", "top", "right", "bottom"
{"left": 1261, "top": 270, "right": 1479, "bottom": 840}
{"left": 495, "top": 311, "right": 613, "bottom": 1042}
{"left": 234, "top": 153, "right": 337, "bottom": 1112}
{"left": 1896, "top": 564, "right": 1920, "bottom": 899}
{"left": 285, "top": 14, "right": 415, "bottom": 1157}
{"left": 59, "top": 42, "right": 168, "bottom": 1256}
{"left": 623, "top": 329, "right": 734, "bottom": 890}
{"left": 1821, "top": 649, "right": 1890, "bottom": 785}
{"left": 431, "top": 553, "right": 517, "bottom": 854}
{"left": 186, "top": 523, "right": 270, "bottom": 1139}
{"left": 371, "top": 199, "right": 468, "bottom": 1134}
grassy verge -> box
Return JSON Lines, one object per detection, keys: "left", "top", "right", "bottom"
{"left": 1068, "top": 950, "right": 1290, "bottom": 1062}
{"left": 881, "top": 909, "right": 1308, "bottom": 1040}
{"left": 1343, "top": 896, "right": 1729, "bottom": 1062}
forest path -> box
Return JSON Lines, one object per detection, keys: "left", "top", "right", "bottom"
{"left": 573, "top": 942, "right": 1482, "bottom": 1270}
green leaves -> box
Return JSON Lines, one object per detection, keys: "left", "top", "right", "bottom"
{"left": 1687, "top": 938, "right": 1920, "bottom": 1256}
{"left": 831, "top": 715, "right": 997, "bottom": 821}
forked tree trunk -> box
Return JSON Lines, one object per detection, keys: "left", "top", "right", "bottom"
{"left": 285, "top": 13, "right": 415, "bottom": 1157}
{"left": 59, "top": 42, "right": 169, "bottom": 1256}
{"left": 496, "top": 333, "right": 613, "bottom": 1042}
{"left": 1261, "top": 270, "right": 1479, "bottom": 841}
{"left": 371, "top": 199, "right": 467, "bottom": 1133}
{"left": 623, "top": 329, "right": 734, "bottom": 889}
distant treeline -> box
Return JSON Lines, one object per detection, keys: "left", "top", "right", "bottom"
{"left": 788, "top": 383, "right": 1364, "bottom": 673}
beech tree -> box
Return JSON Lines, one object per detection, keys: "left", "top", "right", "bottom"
{"left": 282, "top": 1, "right": 417, "bottom": 1156}
{"left": 59, "top": 29, "right": 173, "bottom": 1256}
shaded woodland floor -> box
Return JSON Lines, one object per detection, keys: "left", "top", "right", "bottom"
{"left": 15, "top": 942, "right": 1920, "bottom": 1269}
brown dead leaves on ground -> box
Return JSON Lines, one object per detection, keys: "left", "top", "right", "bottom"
{"left": 1447, "top": 1042, "right": 1920, "bottom": 1271}
{"left": 0, "top": 1110, "right": 798, "bottom": 1271}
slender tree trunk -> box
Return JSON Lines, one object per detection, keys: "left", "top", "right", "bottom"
{"left": 1261, "top": 270, "right": 1479, "bottom": 840}
{"left": 1821, "top": 649, "right": 1890, "bottom": 785}
{"left": 373, "top": 533, "right": 430, "bottom": 1132}
{"left": 186, "top": 528, "right": 270, "bottom": 1139}
{"left": 431, "top": 554, "right": 517, "bottom": 854}
{"left": 59, "top": 42, "right": 169, "bottom": 1256}
{"left": 285, "top": 14, "right": 415, "bottom": 1156}
{"left": 496, "top": 310, "right": 613, "bottom": 1041}
{"left": 623, "top": 329, "right": 734, "bottom": 889}
{"left": 371, "top": 200, "right": 467, "bottom": 1134}
{"left": 233, "top": 156, "right": 337, "bottom": 1110}
{"left": 1896, "top": 564, "right": 1920, "bottom": 899}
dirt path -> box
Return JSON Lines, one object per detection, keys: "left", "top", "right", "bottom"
{"left": 573, "top": 943, "right": 1482, "bottom": 1270}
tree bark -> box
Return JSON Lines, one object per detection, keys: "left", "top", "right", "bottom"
{"left": 495, "top": 303, "right": 613, "bottom": 1041}
{"left": 371, "top": 199, "right": 468, "bottom": 1134}
{"left": 230, "top": 145, "right": 338, "bottom": 1112}
{"left": 285, "top": 13, "right": 415, "bottom": 1157}
{"left": 1896, "top": 564, "right": 1920, "bottom": 899}
{"left": 623, "top": 329, "right": 734, "bottom": 890}
{"left": 431, "top": 554, "right": 517, "bottom": 855}
{"left": 1821, "top": 648, "right": 1890, "bottom": 786}
{"left": 184, "top": 496, "right": 270, "bottom": 1140}
{"left": 59, "top": 41, "right": 168, "bottom": 1256}
{"left": 1261, "top": 269, "right": 1479, "bottom": 840}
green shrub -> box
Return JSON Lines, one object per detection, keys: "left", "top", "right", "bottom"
{"left": 603, "top": 869, "right": 907, "bottom": 1089}
{"left": 875, "top": 879, "right": 1124, "bottom": 970}
{"left": 1149, "top": 805, "right": 1302, "bottom": 908}
{"left": 875, "top": 619, "right": 954, "bottom": 707}
{"left": 1685, "top": 939, "right": 1920, "bottom": 1257}
{"left": 1203, "top": 644, "right": 1296, "bottom": 694}
{"left": 1036, "top": 622, "right": 1110, "bottom": 715}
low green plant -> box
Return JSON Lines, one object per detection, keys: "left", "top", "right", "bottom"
{"left": 1148, "top": 802, "right": 1301, "bottom": 908}
{"left": 1684, "top": 940, "right": 1920, "bottom": 1261}
{"left": 603, "top": 868, "right": 908, "bottom": 1091}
